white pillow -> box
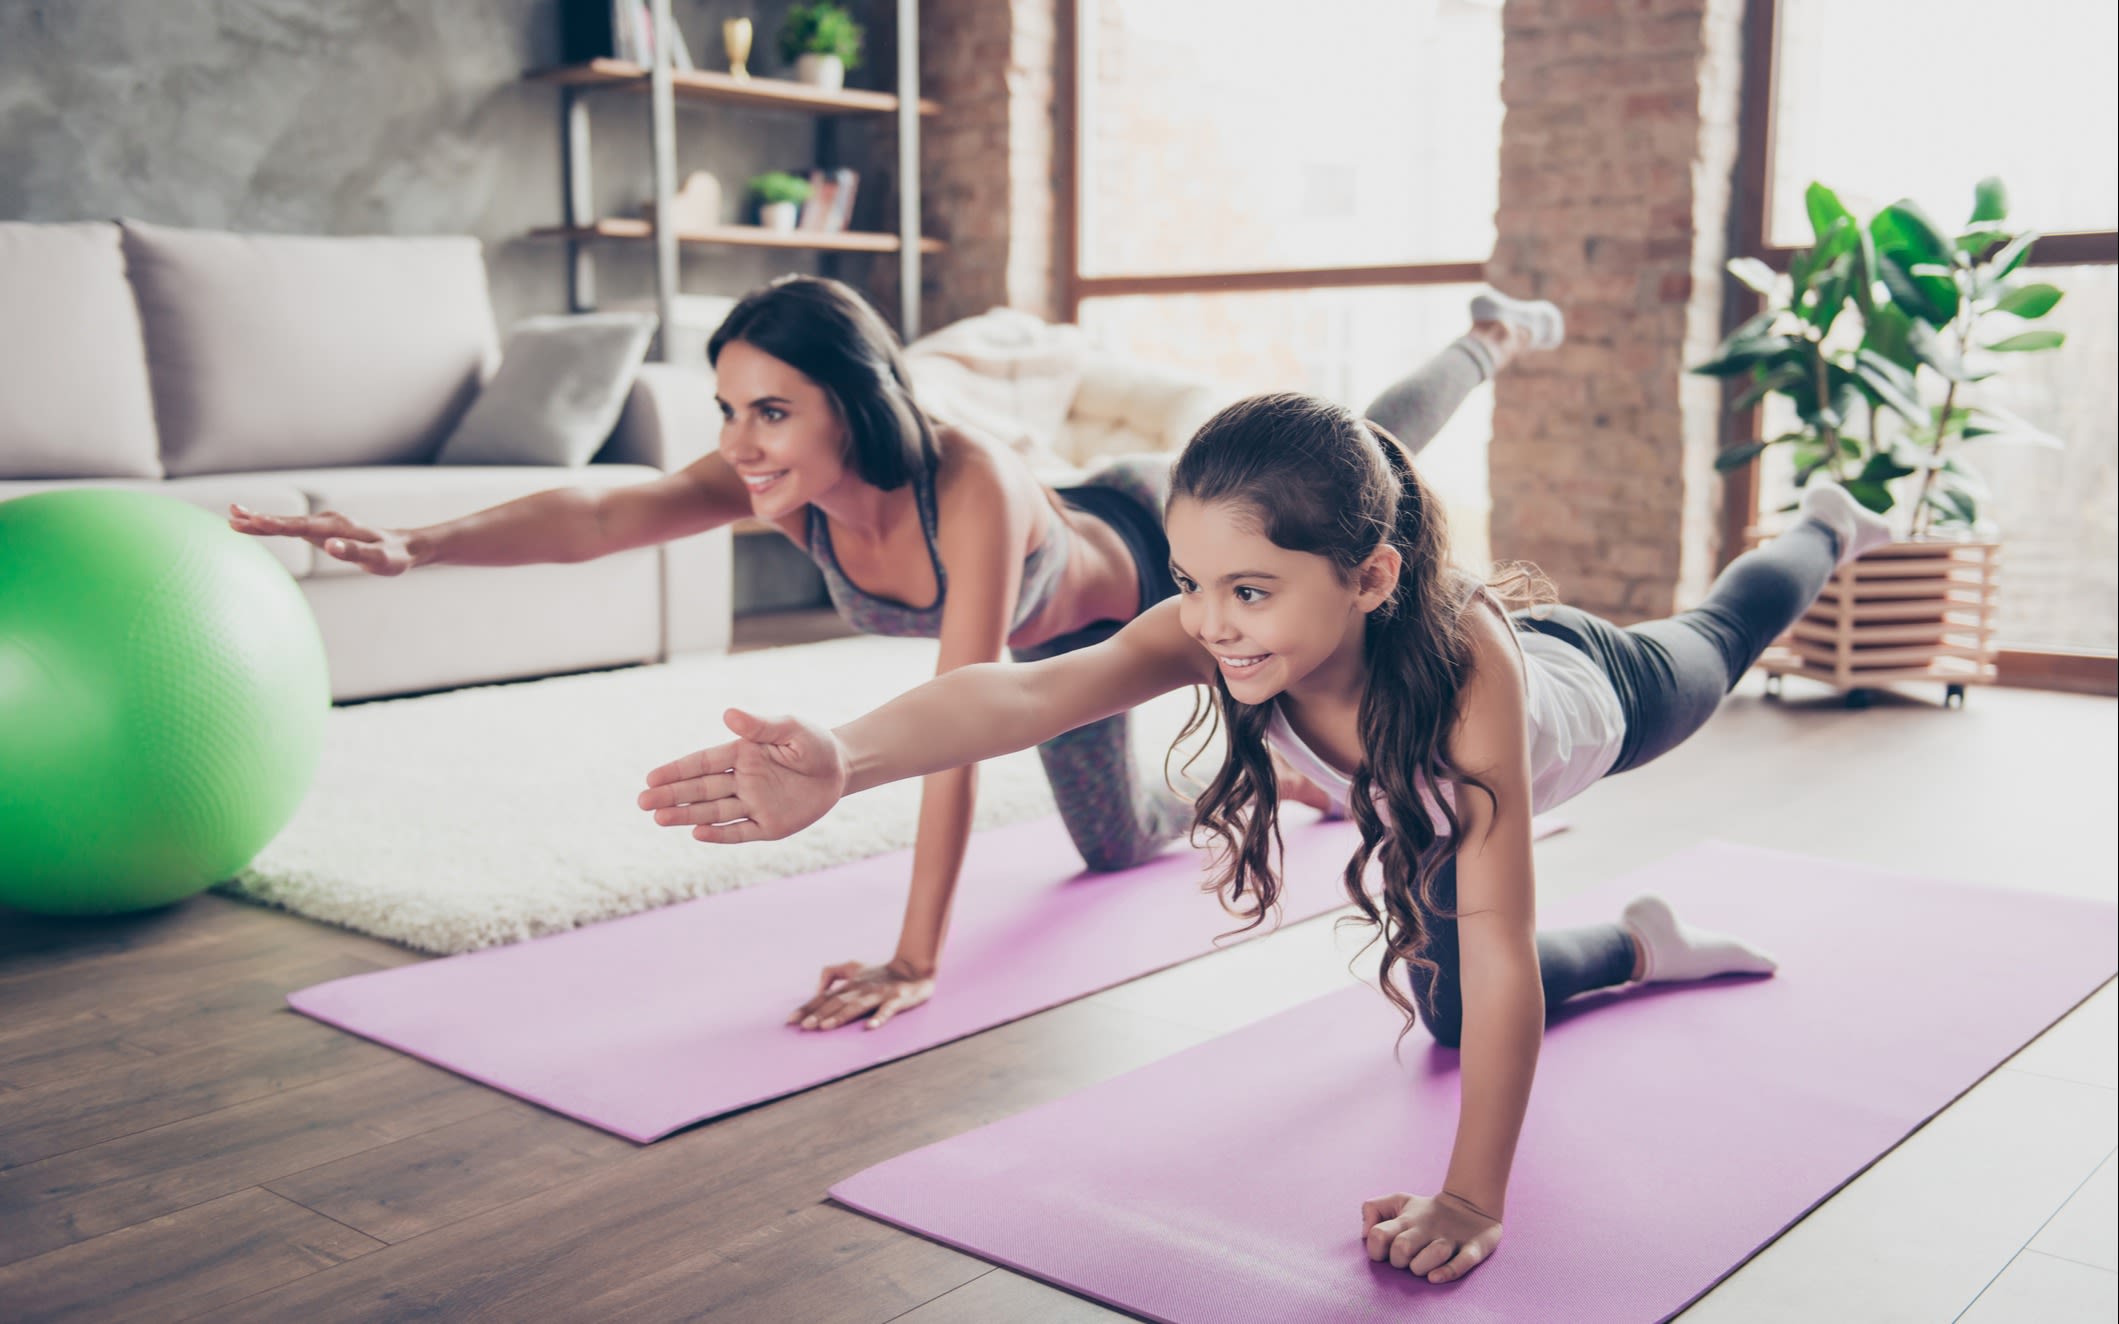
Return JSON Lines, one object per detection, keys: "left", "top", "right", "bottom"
{"left": 435, "top": 313, "right": 658, "bottom": 467}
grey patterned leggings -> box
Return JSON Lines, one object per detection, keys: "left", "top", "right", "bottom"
{"left": 1019, "top": 335, "right": 1502, "bottom": 871}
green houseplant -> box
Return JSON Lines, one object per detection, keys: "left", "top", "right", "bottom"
{"left": 1691, "top": 177, "right": 2068, "bottom": 704}
{"left": 1696, "top": 177, "right": 2067, "bottom": 536}
{"left": 750, "top": 171, "right": 812, "bottom": 232}
{"left": 779, "top": 2, "right": 864, "bottom": 91}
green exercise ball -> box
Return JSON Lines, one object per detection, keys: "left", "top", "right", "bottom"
{"left": 0, "top": 489, "right": 329, "bottom": 915}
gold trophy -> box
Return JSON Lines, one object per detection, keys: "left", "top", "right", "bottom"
{"left": 723, "top": 18, "right": 753, "bottom": 79}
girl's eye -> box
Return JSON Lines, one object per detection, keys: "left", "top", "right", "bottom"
{"left": 761, "top": 407, "right": 787, "bottom": 423}
{"left": 1173, "top": 575, "right": 1197, "bottom": 594}
{"left": 1234, "top": 586, "right": 1266, "bottom": 604}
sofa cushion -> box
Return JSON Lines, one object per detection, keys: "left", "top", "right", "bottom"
{"left": 122, "top": 221, "right": 500, "bottom": 478}
{"left": 1064, "top": 351, "right": 1232, "bottom": 462}
{"left": 0, "top": 475, "right": 315, "bottom": 576}
{"left": 0, "top": 223, "right": 163, "bottom": 480}
{"left": 435, "top": 313, "right": 658, "bottom": 468}
{"left": 272, "top": 464, "right": 663, "bottom": 578}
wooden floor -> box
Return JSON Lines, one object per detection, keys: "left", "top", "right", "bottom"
{"left": 1, "top": 673, "right": 2113, "bottom": 1323}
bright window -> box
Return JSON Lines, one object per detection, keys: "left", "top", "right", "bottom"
{"left": 1769, "top": 0, "right": 2119, "bottom": 246}
{"left": 1757, "top": 0, "right": 2117, "bottom": 654}
{"left": 1077, "top": 0, "right": 1504, "bottom": 277}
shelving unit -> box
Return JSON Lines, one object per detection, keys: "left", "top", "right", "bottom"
{"left": 528, "top": 217, "right": 942, "bottom": 255}
{"left": 524, "top": 0, "right": 933, "bottom": 352}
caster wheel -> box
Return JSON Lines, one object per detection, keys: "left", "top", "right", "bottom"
{"left": 1844, "top": 688, "right": 1873, "bottom": 710}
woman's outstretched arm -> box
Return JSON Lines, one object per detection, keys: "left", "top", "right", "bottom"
{"left": 228, "top": 449, "right": 757, "bottom": 574}
{"left": 638, "top": 597, "right": 1211, "bottom": 842}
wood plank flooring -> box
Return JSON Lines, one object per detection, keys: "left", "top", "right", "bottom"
{"left": 1, "top": 675, "right": 2112, "bottom": 1322}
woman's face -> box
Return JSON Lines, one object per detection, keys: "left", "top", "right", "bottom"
{"left": 713, "top": 339, "right": 852, "bottom": 518}
{"left": 1165, "top": 495, "right": 1395, "bottom": 706}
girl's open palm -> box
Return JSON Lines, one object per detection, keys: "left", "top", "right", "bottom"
{"left": 228, "top": 504, "right": 414, "bottom": 576}
{"left": 1361, "top": 1190, "right": 1503, "bottom": 1284}
{"left": 639, "top": 708, "right": 849, "bottom": 844}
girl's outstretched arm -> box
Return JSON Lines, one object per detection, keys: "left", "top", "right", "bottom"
{"left": 638, "top": 597, "right": 1211, "bottom": 843}
{"left": 1363, "top": 605, "right": 1543, "bottom": 1285}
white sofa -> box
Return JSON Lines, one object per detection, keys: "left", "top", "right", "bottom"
{"left": 0, "top": 220, "right": 731, "bottom": 702}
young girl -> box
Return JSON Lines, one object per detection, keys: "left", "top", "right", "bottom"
{"left": 635, "top": 388, "right": 1890, "bottom": 1284}
{"left": 235, "top": 276, "right": 1565, "bottom": 1037}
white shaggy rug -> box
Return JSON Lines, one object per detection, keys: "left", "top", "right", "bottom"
{"left": 225, "top": 636, "right": 1210, "bottom": 954}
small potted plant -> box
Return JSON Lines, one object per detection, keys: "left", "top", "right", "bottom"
{"left": 779, "top": 2, "right": 863, "bottom": 92}
{"left": 1694, "top": 177, "right": 2069, "bottom": 705}
{"left": 750, "top": 171, "right": 812, "bottom": 232}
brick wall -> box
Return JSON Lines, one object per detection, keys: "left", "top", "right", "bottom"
{"left": 1487, "top": 0, "right": 1747, "bottom": 620}
{"left": 858, "top": 0, "right": 1059, "bottom": 333}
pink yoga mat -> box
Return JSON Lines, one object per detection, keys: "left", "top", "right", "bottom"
{"left": 831, "top": 842, "right": 2118, "bottom": 1324}
{"left": 289, "top": 813, "right": 1565, "bottom": 1142}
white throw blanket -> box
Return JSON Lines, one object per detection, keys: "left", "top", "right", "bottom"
{"left": 904, "top": 307, "right": 1090, "bottom": 480}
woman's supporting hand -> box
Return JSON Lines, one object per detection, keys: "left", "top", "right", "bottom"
{"left": 639, "top": 708, "right": 849, "bottom": 844}
{"left": 228, "top": 504, "right": 416, "bottom": 576}
{"left": 790, "top": 957, "right": 936, "bottom": 1031}
{"left": 1269, "top": 748, "right": 1341, "bottom": 818}
{"left": 1361, "top": 1190, "right": 1503, "bottom": 1284}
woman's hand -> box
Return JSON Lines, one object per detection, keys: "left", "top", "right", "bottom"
{"left": 1361, "top": 1190, "right": 1503, "bottom": 1284}
{"left": 229, "top": 504, "right": 416, "bottom": 576}
{"left": 790, "top": 958, "right": 936, "bottom": 1031}
{"left": 639, "top": 708, "right": 849, "bottom": 843}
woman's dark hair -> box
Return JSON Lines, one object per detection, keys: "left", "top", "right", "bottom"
{"left": 1168, "top": 392, "right": 1549, "bottom": 1032}
{"left": 707, "top": 275, "right": 937, "bottom": 490}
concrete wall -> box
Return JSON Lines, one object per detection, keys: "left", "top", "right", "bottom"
{"left": 0, "top": 0, "right": 859, "bottom": 338}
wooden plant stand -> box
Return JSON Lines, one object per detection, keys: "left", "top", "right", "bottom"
{"left": 1755, "top": 536, "right": 2001, "bottom": 709}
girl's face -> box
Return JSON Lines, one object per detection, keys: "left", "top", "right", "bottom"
{"left": 714, "top": 339, "right": 852, "bottom": 518}
{"left": 1165, "top": 496, "right": 1397, "bottom": 705}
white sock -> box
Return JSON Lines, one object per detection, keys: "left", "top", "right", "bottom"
{"left": 1469, "top": 289, "right": 1566, "bottom": 350}
{"left": 1797, "top": 483, "right": 1894, "bottom": 566}
{"left": 1622, "top": 895, "right": 1778, "bottom": 984}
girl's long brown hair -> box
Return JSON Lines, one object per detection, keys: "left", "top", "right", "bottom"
{"left": 1168, "top": 392, "right": 1549, "bottom": 1031}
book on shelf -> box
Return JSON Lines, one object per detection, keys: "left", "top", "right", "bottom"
{"left": 797, "top": 168, "right": 860, "bottom": 233}
{"left": 588, "top": 0, "right": 693, "bottom": 68}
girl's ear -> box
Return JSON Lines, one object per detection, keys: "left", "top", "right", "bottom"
{"left": 1355, "top": 543, "right": 1402, "bottom": 613}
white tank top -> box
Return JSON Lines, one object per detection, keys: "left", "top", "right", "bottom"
{"left": 1263, "top": 600, "right": 1626, "bottom": 832}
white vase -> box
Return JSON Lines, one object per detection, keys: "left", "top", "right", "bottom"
{"left": 759, "top": 200, "right": 800, "bottom": 232}
{"left": 794, "top": 53, "right": 844, "bottom": 92}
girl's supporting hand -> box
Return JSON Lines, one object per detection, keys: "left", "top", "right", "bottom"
{"left": 229, "top": 504, "right": 415, "bottom": 576}
{"left": 790, "top": 957, "right": 936, "bottom": 1031}
{"left": 1361, "top": 1190, "right": 1503, "bottom": 1284}
{"left": 639, "top": 708, "right": 848, "bottom": 844}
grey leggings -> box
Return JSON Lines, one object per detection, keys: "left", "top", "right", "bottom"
{"left": 1023, "top": 336, "right": 1504, "bottom": 871}
{"left": 1407, "top": 520, "right": 1843, "bottom": 1046}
